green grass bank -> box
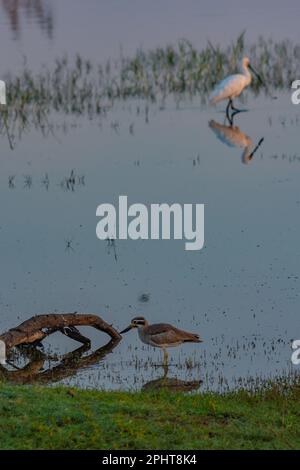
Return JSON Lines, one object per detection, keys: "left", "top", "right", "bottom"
{"left": 0, "top": 382, "right": 299, "bottom": 450}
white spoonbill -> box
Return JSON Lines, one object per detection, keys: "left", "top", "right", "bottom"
{"left": 209, "top": 57, "right": 262, "bottom": 120}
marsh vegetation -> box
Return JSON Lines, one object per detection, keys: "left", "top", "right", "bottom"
{"left": 1, "top": 34, "right": 300, "bottom": 145}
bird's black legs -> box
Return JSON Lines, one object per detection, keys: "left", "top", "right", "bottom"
{"left": 163, "top": 348, "right": 169, "bottom": 366}
{"left": 226, "top": 99, "right": 242, "bottom": 125}
{"left": 226, "top": 100, "right": 231, "bottom": 122}
{"left": 230, "top": 100, "right": 242, "bottom": 112}
{"left": 162, "top": 349, "right": 169, "bottom": 376}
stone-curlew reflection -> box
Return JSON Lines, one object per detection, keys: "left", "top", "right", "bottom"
{"left": 142, "top": 364, "right": 202, "bottom": 392}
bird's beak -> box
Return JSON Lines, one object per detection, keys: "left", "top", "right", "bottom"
{"left": 120, "top": 325, "right": 133, "bottom": 334}
{"left": 248, "top": 64, "right": 264, "bottom": 86}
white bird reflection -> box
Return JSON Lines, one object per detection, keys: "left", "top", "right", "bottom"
{"left": 209, "top": 119, "right": 264, "bottom": 164}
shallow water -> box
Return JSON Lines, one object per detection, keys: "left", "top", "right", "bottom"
{"left": 0, "top": 1, "right": 300, "bottom": 392}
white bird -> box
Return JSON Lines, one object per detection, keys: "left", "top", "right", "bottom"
{"left": 0, "top": 80, "right": 6, "bottom": 105}
{"left": 209, "top": 57, "right": 262, "bottom": 121}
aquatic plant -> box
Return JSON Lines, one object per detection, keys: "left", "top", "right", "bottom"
{"left": 1, "top": 34, "right": 299, "bottom": 144}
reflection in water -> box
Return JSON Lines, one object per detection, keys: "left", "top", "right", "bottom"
{"left": 1, "top": 0, "right": 53, "bottom": 39}
{"left": 0, "top": 34, "right": 298, "bottom": 147}
{"left": 0, "top": 340, "right": 201, "bottom": 393}
{"left": 7, "top": 171, "right": 86, "bottom": 192}
{"left": 8, "top": 174, "right": 16, "bottom": 189}
{"left": 0, "top": 339, "right": 120, "bottom": 385}
{"left": 65, "top": 237, "right": 75, "bottom": 253}
{"left": 60, "top": 170, "right": 85, "bottom": 192}
{"left": 106, "top": 237, "right": 118, "bottom": 262}
{"left": 209, "top": 119, "right": 264, "bottom": 164}
{"left": 142, "top": 365, "right": 202, "bottom": 392}
{"left": 1, "top": 28, "right": 300, "bottom": 392}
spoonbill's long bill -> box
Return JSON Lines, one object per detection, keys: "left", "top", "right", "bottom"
{"left": 209, "top": 56, "right": 263, "bottom": 121}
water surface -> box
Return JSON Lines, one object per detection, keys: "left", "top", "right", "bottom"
{"left": 0, "top": 1, "right": 300, "bottom": 392}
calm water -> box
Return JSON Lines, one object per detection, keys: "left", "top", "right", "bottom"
{"left": 0, "top": 1, "right": 300, "bottom": 392}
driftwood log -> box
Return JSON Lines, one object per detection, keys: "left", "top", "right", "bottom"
{"left": 0, "top": 313, "right": 121, "bottom": 352}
